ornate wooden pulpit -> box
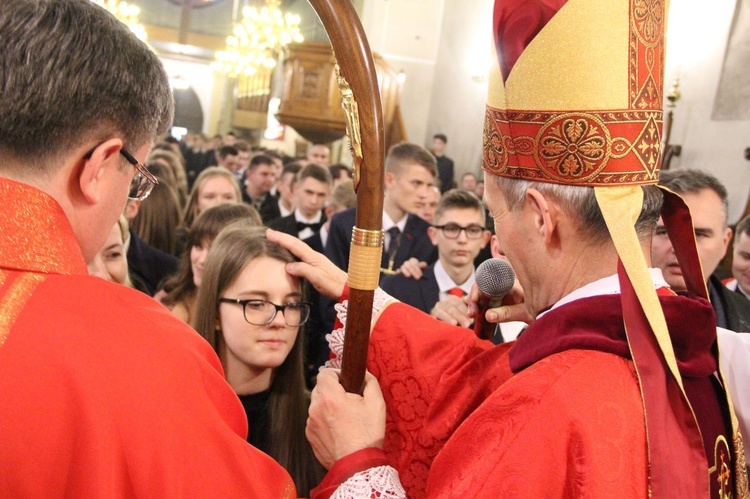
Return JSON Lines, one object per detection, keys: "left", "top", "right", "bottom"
{"left": 276, "top": 41, "right": 405, "bottom": 147}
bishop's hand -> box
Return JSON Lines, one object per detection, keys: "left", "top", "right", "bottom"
{"left": 306, "top": 369, "right": 386, "bottom": 469}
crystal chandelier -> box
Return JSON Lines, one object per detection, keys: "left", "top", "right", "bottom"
{"left": 212, "top": 0, "right": 304, "bottom": 78}
{"left": 90, "top": 0, "right": 148, "bottom": 42}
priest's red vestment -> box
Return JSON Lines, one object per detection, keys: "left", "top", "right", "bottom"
{"left": 0, "top": 178, "right": 296, "bottom": 496}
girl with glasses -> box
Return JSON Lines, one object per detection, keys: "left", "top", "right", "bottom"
{"left": 192, "top": 223, "right": 324, "bottom": 496}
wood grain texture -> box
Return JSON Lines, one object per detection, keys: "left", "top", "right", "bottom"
{"left": 307, "top": 0, "right": 385, "bottom": 394}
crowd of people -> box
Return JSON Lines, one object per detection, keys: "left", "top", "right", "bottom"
{"left": 71, "top": 119, "right": 750, "bottom": 495}
{"left": 3, "top": 0, "right": 750, "bottom": 497}
{"left": 100, "top": 126, "right": 501, "bottom": 383}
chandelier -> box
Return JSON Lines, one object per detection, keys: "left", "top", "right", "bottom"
{"left": 90, "top": 0, "right": 148, "bottom": 42}
{"left": 212, "top": 0, "right": 304, "bottom": 78}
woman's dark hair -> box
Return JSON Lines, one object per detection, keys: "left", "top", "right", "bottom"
{"left": 192, "top": 222, "right": 324, "bottom": 495}
{"left": 161, "top": 204, "right": 261, "bottom": 308}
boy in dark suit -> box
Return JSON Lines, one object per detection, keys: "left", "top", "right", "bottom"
{"left": 241, "top": 154, "right": 279, "bottom": 223}
{"left": 381, "top": 189, "right": 490, "bottom": 315}
{"left": 269, "top": 163, "right": 331, "bottom": 240}
{"left": 326, "top": 142, "right": 439, "bottom": 277}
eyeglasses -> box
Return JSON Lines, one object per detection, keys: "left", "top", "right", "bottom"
{"left": 218, "top": 298, "right": 312, "bottom": 327}
{"left": 83, "top": 144, "right": 159, "bottom": 201}
{"left": 433, "top": 223, "right": 486, "bottom": 239}
{"left": 119, "top": 148, "right": 159, "bottom": 201}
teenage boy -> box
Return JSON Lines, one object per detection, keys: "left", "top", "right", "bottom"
{"left": 381, "top": 189, "right": 489, "bottom": 314}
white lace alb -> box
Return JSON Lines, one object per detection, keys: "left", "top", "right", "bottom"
{"left": 325, "top": 288, "right": 395, "bottom": 369}
{"left": 331, "top": 466, "right": 406, "bottom": 499}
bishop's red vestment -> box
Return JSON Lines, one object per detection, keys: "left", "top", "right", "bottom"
{"left": 0, "top": 178, "right": 296, "bottom": 496}
{"left": 313, "top": 279, "right": 740, "bottom": 498}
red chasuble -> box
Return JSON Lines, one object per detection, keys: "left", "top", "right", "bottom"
{"left": 360, "top": 292, "right": 734, "bottom": 498}
{"left": 0, "top": 179, "right": 295, "bottom": 497}
{"left": 363, "top": 304, "right": 513, "bottom": 497}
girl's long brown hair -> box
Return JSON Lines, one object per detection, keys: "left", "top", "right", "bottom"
{"left": 192, "top": 222, "right": 324, "bottom": 495}
{"left": 161, "top": 204, "right": 261, "bottom": 308}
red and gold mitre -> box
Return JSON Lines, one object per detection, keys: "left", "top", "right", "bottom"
{"left": 483, "top": 1, "right": 748, "bottom": 497}
{"left": 483, "top": 0, "right": 664, "bottom": 186}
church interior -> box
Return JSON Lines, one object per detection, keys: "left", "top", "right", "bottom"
{"left": 109, "top": 0, "right": 750, "bottom": 223}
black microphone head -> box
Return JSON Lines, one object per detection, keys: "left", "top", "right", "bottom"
{"left": 475, "top": 258, "right": 515, "bottom": 298}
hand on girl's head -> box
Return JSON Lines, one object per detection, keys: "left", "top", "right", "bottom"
{"left": 266, "top": 229, "right": 347, "bottom": 299}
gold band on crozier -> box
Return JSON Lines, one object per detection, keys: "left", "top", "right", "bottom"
{"left": 347, "top": 227, "right": 384, "bottom": 290}
{"left": 348, "top": 244, "right": 382, "bottom": 290}
{"left": 351, "top": 227, "right": 383, "bottom": 247}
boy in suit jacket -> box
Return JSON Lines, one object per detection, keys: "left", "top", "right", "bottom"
{"left": 241, "top": 154, "right": 278, "bottom": 223}
{"left": 326, "top": 142, "right": 439, "bottom": 277}
{"left": 269, "top": 163, "right": 331, "bottom": 241}
{"left": 381, "top": 189, "right": 490, "bottom": 315}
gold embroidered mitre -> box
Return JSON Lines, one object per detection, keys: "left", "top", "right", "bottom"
{"left": 483, "top": 1, "right": 749, "bottom": 497}
{"left": 483, "top": 0, "right": 664, "bottom": 185}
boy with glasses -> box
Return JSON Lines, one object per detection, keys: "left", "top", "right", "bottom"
{"left": 381, "top": 189, "right": 490, "bottom": 317}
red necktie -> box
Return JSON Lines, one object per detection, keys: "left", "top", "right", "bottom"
{"left": 448, "top": 287, "right": 465, "bottom": 298}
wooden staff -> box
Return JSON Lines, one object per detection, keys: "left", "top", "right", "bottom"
{"left": 306, "top": 0, "right": 385, "bottom": 394}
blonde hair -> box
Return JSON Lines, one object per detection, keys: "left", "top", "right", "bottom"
{"left": 182, "top": 167, "right": 242, "bottom": 228}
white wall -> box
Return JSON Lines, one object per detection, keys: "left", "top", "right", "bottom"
{"left": 361, "top": 0, "right": 447, "bottom": 145}
{"left": 425, "top": 0, "right": 492, "bottom": 178}
{"left": 359, "top": 0, "right": 490, "bottom": 178}
{"left": 665, "top": 0, "right": 750, "bottom": 222}
{"left": 159, "top": 56, "right": 224, "bottom": 135}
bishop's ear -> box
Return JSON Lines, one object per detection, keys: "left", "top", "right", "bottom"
{"left": 490, "top": 235, "right": 503, "bottom": 258}
{"left": 525, "top": 188, "right": 558, "bottom": 245}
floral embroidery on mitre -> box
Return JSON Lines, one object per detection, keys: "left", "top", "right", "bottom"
{"left": 633, "top": 0, "right": 664, "bottom": 46}
{"left": 536, "top": 114, "right": 610, "bottom": 181}
{"left": 482, "top": 108, "right": 662, "bottom": 186}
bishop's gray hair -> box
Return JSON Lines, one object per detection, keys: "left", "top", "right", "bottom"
{"left": 490, "top": 175, "right": 663, "bottom": 243}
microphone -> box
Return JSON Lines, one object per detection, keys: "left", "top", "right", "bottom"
{"left": 473, "top": 258, "right": 516, "bottom": 340}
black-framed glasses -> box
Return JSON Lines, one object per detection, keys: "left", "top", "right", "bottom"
{"left": 119, "top": 148, "right": 159, "bottom": 201}
{"left": 218, "top": 298, "right": 312, "bottom": 327}
{"left": 433, "top": 223, "right": 486, "bottom": 239}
